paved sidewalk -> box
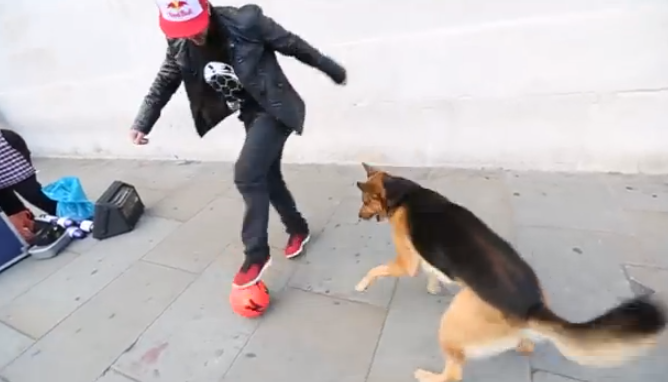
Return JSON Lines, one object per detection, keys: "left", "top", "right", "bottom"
{"left": 0, "top": 159, "right": 667, "bottom": 382}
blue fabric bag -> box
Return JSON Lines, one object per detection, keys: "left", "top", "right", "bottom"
{"left": 42, "top": 176, "right": 95, "bottom": 220}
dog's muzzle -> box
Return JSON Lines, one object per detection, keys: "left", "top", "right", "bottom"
{"left": 358, "top": 212, "right": 378, "bottom": 222}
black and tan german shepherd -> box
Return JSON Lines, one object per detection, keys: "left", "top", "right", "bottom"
{"left": 354, "top": 163, "right": 666, "bottom": 382}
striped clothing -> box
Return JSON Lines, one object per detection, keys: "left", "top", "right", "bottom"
{"left": 0, "top": 132, "right": 35, "bottom": 189}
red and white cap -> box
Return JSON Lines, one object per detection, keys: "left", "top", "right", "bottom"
{"left": 156, "top": 0, "right": 210, "bottom": 39}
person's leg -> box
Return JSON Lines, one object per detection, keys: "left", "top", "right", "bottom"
{"left": 0, "top": 187, "right": 28, "bottom": 216}
{"left": 12, "top": 175, "right": 57, "bottom": 216}
{"left": 233, "top": 112, "right": 291, "bottom": 288}
{"left": 266, "top": 151, "right": 310, "bottom": 259}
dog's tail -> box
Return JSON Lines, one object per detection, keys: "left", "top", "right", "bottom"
{"left": 527, "top": 295, "right": 666, "bottom": 367}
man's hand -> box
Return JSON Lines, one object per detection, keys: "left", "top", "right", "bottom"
{"left": 320, "top": 56, "right": 347, "bottom": 85}
{"left": 129, "top": 129, "right": 149, "bottom": 145}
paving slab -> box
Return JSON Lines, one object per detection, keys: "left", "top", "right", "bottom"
{"left": 532, "top": 371, "right": 586, "bottom": 382}
{"left": 112, "top": 245, "right": 294, "bottom": 382}
{"left": 604, "top": 173, "right": 668, "bottom": 213}
{"left": 368, "top": 276, "right": 532, "bottom": 382}
{"left": 366, "top": 277, "right": 453, "bottom": 382}
{"left": 289, "top": 213, "right": 396, "bottom": 308}
{"left": 0, "top": 251, "right": 79, "bottom": 310}
{"left": 516, "top": 226, "right": 636, "bottom": 320}
{"left": 460, "top": 353, "right": 532, "bottom": 382}
{"left": 142, "top": 196, "right": 244, "bottom": 274}
{"left": 0, "top": 261, "right": 194, "bottom": 382}
{"left": 626, "top": 210, "right": 668, "bottom": 268}
{"left": 0, "top": 216, "right": 180, "bottom": 338}
{"left": 147, "top": 165, "right": 233, "bottom": 222}
{"left": 190, "top": 162, "right": 235, "bottom": 184}
{"left": 95, "top": 370, "right": 137, "bottom": 382}
{"left": 526, "top": 233, "right": 668, "bottom": 382}
{"left": 0, "top": 322, "right": 33, "bottom": 369}
{"left": 94, "top": 160, "right": 204, "bottom": 192}
{"left": 280, "top": 163, "right": 368, "bottom": 188}
{"left": 623, "top": 265, "right": 668, "bottom": 298}
{"left": 506, "top": 171, "right": 632, "bottom": 234}
{"left": 220, "top": 288, "right": 386, "bottom": 382}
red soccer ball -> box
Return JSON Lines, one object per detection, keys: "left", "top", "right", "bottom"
{"left": 229, "top": 281, "right": 271, "bottom": 318}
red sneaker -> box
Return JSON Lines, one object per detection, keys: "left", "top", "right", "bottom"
{"left": 233, "top": 257, "right": 272, "bottom": 289}
{"left": 285, "top": 233, "right": 311, "bottom": 259}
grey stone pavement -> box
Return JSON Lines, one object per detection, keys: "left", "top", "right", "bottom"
{"left": 1, "top": 159, "right": 668, "bottom": 382}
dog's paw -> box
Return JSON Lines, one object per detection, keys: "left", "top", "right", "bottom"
{"left": 516, "top": 338, "right": 535, "bottom": 355}
{"left": 414, "top": 368, "right": 439, "bottom": 382}
{"left": 426, "top": 276, "right": 442, "bottom": 295}
{"left": 354, "top": 279, "right": 369, "bottom": 292}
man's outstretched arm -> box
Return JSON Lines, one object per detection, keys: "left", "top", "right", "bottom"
{"left": 131, "top": 46, "right": 183, "bottom": 134}
{"left": 244, "top": 4, "right": 346, "bottom": 84}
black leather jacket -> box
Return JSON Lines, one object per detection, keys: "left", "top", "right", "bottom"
{"left": 131, "top": 4, "right": 346, "bottom": 137}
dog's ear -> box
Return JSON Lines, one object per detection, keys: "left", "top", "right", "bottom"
{"left": 382, "top": 175, "right": 418, "bottom": 209}
{"left": 361, "top": 162, "right": 379, "bottom": 177}
{"left": 356, "top": 181, "right": 371, "bottom": 193}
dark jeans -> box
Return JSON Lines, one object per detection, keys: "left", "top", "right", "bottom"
{"left": 0, "top": 175, "right": 58, "bottom": 216}
{"left": 235, "top": 109, "right": 308, "bottom": 264}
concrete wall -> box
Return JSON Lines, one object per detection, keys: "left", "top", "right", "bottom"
{"left": 1, "top": 0, "right": 667, "bottom": 173}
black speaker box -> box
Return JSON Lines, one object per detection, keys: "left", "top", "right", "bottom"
{"left": 92, "top": 181, "right": 145, "bottom": 240}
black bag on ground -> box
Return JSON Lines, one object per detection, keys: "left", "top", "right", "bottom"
{"left": 92, "top": 181, "right": 145, "bottom": 240}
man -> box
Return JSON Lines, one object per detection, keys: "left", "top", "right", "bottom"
{"left": 0, "top": 129, "right": 57, "bottom": 217}
{"left": 131, "top": 0, "right": 347, "bottom": 289}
